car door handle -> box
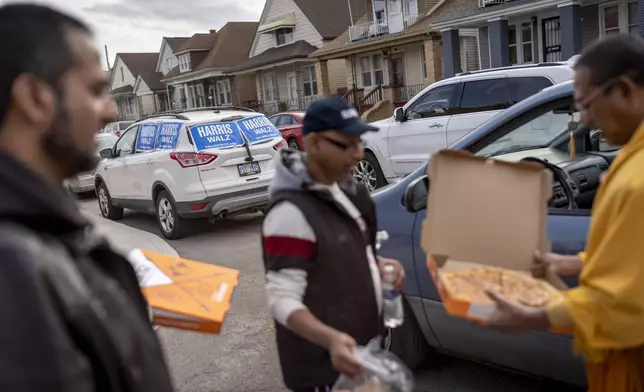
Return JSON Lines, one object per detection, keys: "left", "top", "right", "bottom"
{"left": 428, "top": 123, "right": 444, "bottom": 128}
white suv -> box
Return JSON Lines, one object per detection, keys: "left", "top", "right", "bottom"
{"left": 95, "top": 107, "right": 286, "bottom": 239}
{"left": 358, "top": 58, "right": 579, "bottom": 190}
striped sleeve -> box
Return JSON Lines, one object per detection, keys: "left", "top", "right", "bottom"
{"left": 262, "top": 201, "right": 317, "bottom": 271}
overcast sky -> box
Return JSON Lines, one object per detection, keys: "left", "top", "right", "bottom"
{"left": 1, "top": 0, "right": 266, "bottom": 69}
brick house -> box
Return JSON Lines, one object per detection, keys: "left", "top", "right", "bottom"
{"left": 160, "top": 23, "right": 259, "bottom": 110}
{"left": 431, "top": 0, "right": 643, "bottom": 78}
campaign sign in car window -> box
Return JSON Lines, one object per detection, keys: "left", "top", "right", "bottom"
{"left": 156, "top": 122, "right": 182, "bottom": 150}
{"left": 190, "top": 122, "right": 245, "bottom": 151}
{"left": 236, "top": 115, "right": 281, "bottom": 144}
{"left": 136, "top": 124, "right": 158, "bottom": 152}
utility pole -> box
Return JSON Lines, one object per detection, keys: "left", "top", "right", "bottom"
{"left": 346, "top": 0, "right": 353, "bottom": 25}
{"left": 104, "top": 45, "right": 111, "bottom": 70}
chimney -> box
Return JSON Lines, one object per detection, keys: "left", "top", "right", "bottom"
{"left": 210, "top": 29, "right": 217, "bottom": 34}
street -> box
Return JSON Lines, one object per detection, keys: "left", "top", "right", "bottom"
{"left": 79, "top": 197, "right": 582, "bottom": 392}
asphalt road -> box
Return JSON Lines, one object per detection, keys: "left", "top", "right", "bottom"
{"left": 79, "top": 196, "right": 583, "bottom": 392}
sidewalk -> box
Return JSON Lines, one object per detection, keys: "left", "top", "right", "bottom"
{"left": 83, "top": 212, "right": 178, "bottom": 257}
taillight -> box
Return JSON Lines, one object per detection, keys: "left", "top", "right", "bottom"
{"left": 170, "top": 152, "right": 217, "bottom": 168}
{"left": 273, "top": 139, "right": 287, "bottom": 151}
{"left": 115, "top": 131, "right": 121, "bottom": 137}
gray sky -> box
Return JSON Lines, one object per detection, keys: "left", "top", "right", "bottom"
{"left": 1, "top": 0, "right": 266, "bottom": 69}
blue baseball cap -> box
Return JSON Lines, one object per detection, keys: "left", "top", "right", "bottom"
{"left": 302, "top": 96, "right": 378, "bottom": 137}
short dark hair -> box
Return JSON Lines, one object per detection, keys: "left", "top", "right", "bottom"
{"left": 575, "top": 34, "right": 644, "bottom": 87}
{"left": 0, "top": 4, "right": 91, "bottom": 125}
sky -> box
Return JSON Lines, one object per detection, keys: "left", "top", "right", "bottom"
{"left": 1, "top": 0, "right": 266, "bottom": 69}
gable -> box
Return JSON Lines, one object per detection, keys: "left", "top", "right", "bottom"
{"left": 156, "top": 39, "right": 178, "bottom": 75}
{"left": 249, "top": 0, "right": 323, "bottom": 58}
{"left": 110, "top": 56, "right": 136, "bottom": 91}
{"left": 133, "top": 75, "right": 151, "bottom": 95}
{"left": 155, "top": 39, "right": 168, "bottom": 73}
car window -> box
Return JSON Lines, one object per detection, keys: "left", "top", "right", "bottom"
{"left": 269, "top": 116, "right": 281, "bottom": 126}
{"left": 475, "top": 101, "right": 580, "bottom": 157}
{"left": 406, "top": 84, "right": 458, "bottom": 120}
{"left": 114, "top": 127, "right": 137, "bottom": 158}
{"left": 119, "top": 121, "right": 134, "bottom": 130}
{"left": 509, "top": 77, "right": 553, "bottom": 104}
{"left": 280, "top": 116, "right": 296, "bottom": 126}
{"left": 459, "top": 78, "right": 510, "bottom": 114}
{"left": 96, "top": 135, "right": 118, "bottom": 152}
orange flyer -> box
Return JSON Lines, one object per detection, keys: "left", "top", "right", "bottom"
{"left": 127, "top": 249, "right": 239, "bottom": 334}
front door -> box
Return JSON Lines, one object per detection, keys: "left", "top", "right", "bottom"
{"left": 286, "top": 72, "right": 298, "bottom": 110}
{"left": 387, "top": 0, "right": 404, "bottom": 33}
{"left": 391, "top": 54, "right": 406, "bottom": 101}
{"left": 542, "top": 17, "right": 562, "bottom": 62}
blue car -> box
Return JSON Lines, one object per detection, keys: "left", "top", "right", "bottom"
{"left": 373, "top": 80, "right": 619, "bottom": 387}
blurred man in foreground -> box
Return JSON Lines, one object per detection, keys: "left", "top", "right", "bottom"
{"left": 481, "top": 34, "right": 644, "bottom": 391}
{"left": 0, "top": 4, "right": 173, "bottom": 391}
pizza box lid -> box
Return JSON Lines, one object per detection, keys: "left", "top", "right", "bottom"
{"left": 421, "top": 149, "right": 553, "bottom": 273}
{"left": 127, "top": 249, "right": 239, "bottom": 334}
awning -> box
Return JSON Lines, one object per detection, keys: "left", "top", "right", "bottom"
{"left": 257, "top": 13, "right": 296, "bottom": 34}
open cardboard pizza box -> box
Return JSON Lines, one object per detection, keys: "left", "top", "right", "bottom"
{"left": 421, "top": 150, "right": 572, "bottom": 333}
{"left": 127, "top": 249, "right": 239, "bottom": 334}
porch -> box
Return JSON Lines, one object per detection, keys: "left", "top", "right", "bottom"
{"left": 165, "top": 74, "right": 258, "bottom": 111}
{"left": 110, "top": 85, "right": 139, "bottom": 121}
{"left": 434, "top": 0, "right": 644, "bottom": 78}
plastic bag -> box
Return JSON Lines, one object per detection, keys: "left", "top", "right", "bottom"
{"left": 332, "top": 336, "right": 414, "bottom": 392}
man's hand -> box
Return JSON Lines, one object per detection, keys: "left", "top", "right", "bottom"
{"left": 329, "top": 332, "right": 362, "bottom": 380}
{"left": 377, "top": 257, "right": 405, "bottom": 291}
{"left": 479, "top": 291, "right": 550, "bottom": 333}
{"left": 534, "top": 251, "right": 582, "bottom": 277}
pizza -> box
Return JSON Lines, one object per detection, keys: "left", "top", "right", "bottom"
{"left": 441, "top": 267, "right": 562, "bottom": 307}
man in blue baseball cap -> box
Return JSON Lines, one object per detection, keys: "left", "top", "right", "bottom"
{"left": 261, "top": 96, "right": 406, "bottom": 392}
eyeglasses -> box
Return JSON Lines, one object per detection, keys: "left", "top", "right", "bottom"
{"left": 318, "top": 135, "right": 365, "bottom": 151}
{"left": 575, "top": 72, "right": 637, "bottom": 112}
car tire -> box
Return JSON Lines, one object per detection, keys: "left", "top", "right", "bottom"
{"left": 288, "top": 138, "right": 300, "bottom": 150}
{"left": 97, "top": 182, "right": 124, "bottom": 221}
{"left": 386, "top": 299, "right": 430, "bottom": 370}
{"left": 155, "top": 190, "right": 187, "bottom": 240}
{"left": 354, "top": 152, "right": 387, "bottom": 191}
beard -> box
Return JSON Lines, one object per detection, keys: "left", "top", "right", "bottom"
{"left": 41, "top": 103, "right": 98, "bottom": 179}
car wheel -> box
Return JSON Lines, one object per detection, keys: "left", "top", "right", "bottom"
{"left": 155, "top": 190, "right": 187, "bottom": 240}
{"left": 288, "top": 138, "right": 300, "bottom": 150}
{"left": 353, "top": 152, "right": 386, "bottom": 191}
{"left": 385, "top": 299, "right": 430, "bottom": 370}
{"left": 97, "top": 182, "right": 124, "bottom": 220}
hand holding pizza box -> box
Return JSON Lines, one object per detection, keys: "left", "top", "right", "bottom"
{"left": 127, "top": 249, "right": 239, "bottom": 334}
{"left": 420, "top": 150, "right": 570, "bottom": 333}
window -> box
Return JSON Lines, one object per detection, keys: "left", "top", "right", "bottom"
{"left": 301, "top": 66, "right": 318, "bottom": 97}
{"left": 459, "top": 79, "right": 510, "bottom": 114}
{"left": 261, "top": 73, "right": 279, "bottom": 102}
{"left": 600, "top": 1, "right": 638, "bottom": 36}
{"left": 118, "top": 121, "right": 134, "bottom": 130}
{"left": 217, "top": 79, "right": 232, "bottom": 105}
{"left": 420, "top": 44, "right": 427, "bottom": 80}
{"left": 508, "top": 21, "right": 533, "bottom": 65}
{"left": 120, "top": 67, "right": 125, "bottom": 82}
{"left": 403, "top": 0, "right": 418, "bottom": 19}
{"left": 167, "top": 57, "right": 177, "bottom": 70}
{"left": 114, "top": 127, "right": 137, "bottom": 158}
{"left": 375, "top": 10, "right": 385, "bottom": 21}
{"left": 360, "top": 54, "right": 385, "bottom": 88}
{"left": 406, "top": 84, "right": 458, "bottom": 120}
{"left": 268, "top": 115, "right": 281, "bottom": 126}
{"left": 179, "top": 54, "right": 191, "bottom": 72}
{"left": 508, "top": 77, "right": 553, "bottom": 104}
{"left": 275, "top": 28, "right": 294, "bottom": 46}
{"left": 278, "top": 115, "right": 297, "bottom": 126}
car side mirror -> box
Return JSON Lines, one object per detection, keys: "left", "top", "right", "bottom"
{"left": 394, "top": 107, "right": 405, "bottom": 122}
{"left": 403, "top": 174, "right": 429, "bottom": 213}
{"left": 589, "top": 131, "right": 601, "bottom": 151}
{"left": 99, "top": 148, "right": 114, "bottom": 159}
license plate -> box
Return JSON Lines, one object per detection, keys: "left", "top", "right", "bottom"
{"left": 237, "top": 161, "right": 261, "bottom": 177}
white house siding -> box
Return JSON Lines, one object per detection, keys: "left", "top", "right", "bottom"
{"left": 158, "top": 40, "right": 177, "bottom": 76}
{"left": 250, "top": 0, "right": 324, "bottom": 57}
{"left": 327, "top": 59, "right": 347, "bottom": 95}
{"left": 139, "top": 95, "right": 156, "bottom": 116}
{"left": 134, "top": 78, "right": 152, "bottom": 96}
{"left": 401, "top": 43, "right": 424, "bottom": 86}
{"left": 110, "top": 56, "right": 136, "bottom": 91}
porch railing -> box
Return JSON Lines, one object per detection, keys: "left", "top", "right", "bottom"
{"left": 392, "top": 84, "right": 426, "bottom": 102}
{"left": 478, "top": 0, "right": 508, "bottom": 7}
{"left": 349, "top": 14, "right": 422, "bottom": 42}
{"left": 361, "top": 84, "right": 383, "bottom": 107}
{"left": 241, "top": 96, "right": 318, "bottom": 115}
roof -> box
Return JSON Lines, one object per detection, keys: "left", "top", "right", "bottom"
{"left": 137, "top": 69, "right": 165, "bottom": 91}
{"left": 110, "top": 84, "right": 133, "bottom": 95}
{"left": 117, "top": 52, "right": 159, "bottom": 80}
{"left": 196, "top": 22, "right": 258, "bottom": 70}
{"left": 164, "top": 37, "right": 189, "bottom": 52}
{"left": 227, "top": 40, "right": 317, "bottom": 72}
{"left": 175, "top": 31, "right": 218, "bottom": 53}
{"left": 432, "top": 0, "right": 535, "bottom": 24}
{"left": 292, "top": 0, "right": 355, "bottom": 39}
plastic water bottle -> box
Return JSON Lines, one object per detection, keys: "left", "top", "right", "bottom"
{"left": 382, "top": 265, "right": 404, "bottom": 328}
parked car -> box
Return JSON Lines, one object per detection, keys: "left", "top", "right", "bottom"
{"left": 375, "top": 80, "right": 619, "bottom": 387}
{"left": 268, "top": 112, "right": 305, "bottom": 150}
{"left": 95, "top": 107, "right": 287, "bottom": 239}
{"left": 102, "top": 120, "right": 135, "bottom": 137}
{"left": 359, "top": 58, "right": 579, "bottom": 191}
{"left": 66, "top": 133, "right": 119, "bottom": 194}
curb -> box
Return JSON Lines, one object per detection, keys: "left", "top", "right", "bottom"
{"left": 82, "top": 211, "right": 179, "bottom": 257}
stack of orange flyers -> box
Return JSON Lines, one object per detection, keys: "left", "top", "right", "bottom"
{"left": 128, "top": 249, "right": 239, "bottom": 334}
